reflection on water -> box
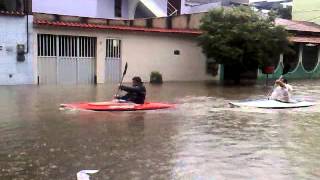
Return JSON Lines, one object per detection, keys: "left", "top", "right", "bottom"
{"left": 0, "top": 81, "right": 320, "bottom": 179}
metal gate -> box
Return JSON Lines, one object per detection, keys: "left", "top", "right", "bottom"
{"left": 37, "top": 34, "right": 96, "bottom": 84}
{"left": 105, "top": 38, "right": 121, "bottom": 82}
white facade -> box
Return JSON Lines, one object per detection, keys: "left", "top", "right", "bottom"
{"left": 33, "top": 28, "right": 218, "bottom": 84}
{"left": 0, "top": 15, "right": 33, "bottom": 85}
{"left": 33, "top": 0, "right": 94, "bottom": 17}
{"left": 181, "top": 0, "right": 222, "bottom": 14}
{"left": 32, "top": 0, "right": 168, "bottom": 19}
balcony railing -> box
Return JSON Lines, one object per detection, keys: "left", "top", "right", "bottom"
{"left": 168, "top": 1, "right": 178, "bottom": 16}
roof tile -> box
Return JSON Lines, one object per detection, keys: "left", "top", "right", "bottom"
{"left": 289, "top": 36, "right": 320, "bottom": 44}
{"left": 34, "top": 20, "right": 202, "bottom": 35}
{"left": 276, "top": 18, "right": 320, "bottom": 33}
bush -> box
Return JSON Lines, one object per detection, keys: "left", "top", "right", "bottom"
{"left": 150, "top": 71, "right": 163, "bottom": 84}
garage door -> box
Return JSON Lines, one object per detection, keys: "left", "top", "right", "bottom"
{"left": 105, "top": 38, "right": 121, "bottom": 82}
{"left": 37, "top": 34, "right": 96, "bottom": 84}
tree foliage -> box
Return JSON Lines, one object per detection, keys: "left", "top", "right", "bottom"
{"left": 199, "top": 6, "right": 292, "bottom": 71}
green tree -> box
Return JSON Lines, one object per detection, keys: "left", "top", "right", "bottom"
{"left": 199, "top": 6, "right": 292, "bottom": 82}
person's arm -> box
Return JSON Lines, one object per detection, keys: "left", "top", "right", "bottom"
{"left": 285, "top": 84, "right": 293, "bottom": 92}
{"left": 275, "top": 80, "right": 286, "bottom": 88}
{"left": 120, "top": 85, "right": 145, "bottom": 94}
{"left": 114, "top": 93, "right": 129, "bottom": 100}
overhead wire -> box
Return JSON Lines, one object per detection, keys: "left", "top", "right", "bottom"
{"left": 292, "top": 9, "right": 320, "bottom": 14}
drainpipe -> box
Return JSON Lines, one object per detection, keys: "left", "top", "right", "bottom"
{"left": 25, "top": 0, "right": 29, "bottom": 54}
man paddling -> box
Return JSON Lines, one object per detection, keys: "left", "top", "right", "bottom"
{"left": 270, "top": 77, "right": 293, "bottom": 103}
{"left": 115, "top": 76, "right": 146, "bottom": 104}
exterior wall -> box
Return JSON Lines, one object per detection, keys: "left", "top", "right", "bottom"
{"left": 230, "top": 0, "right": 249, "bottom": 4}
{"left": 120, "top": 33, "right": 214, "bottom": 82}
{"left": 128, "top": 0, "right": 140, "bottom": 19}
{"left": 96, "top": 0, "right": 129, "bottom": 19}
{"left": 33, "top": 27, "right": 217, "bottom": 84}
{"left": 33, "top": 0, "right": 167, "bottom": 19}
{"left": 33, "top": 0, "right": 99, "bottom": 18}
{"left": 139, "top": 0, "right": 167, "bottom": 17}
{"left": 121, "top": 0, "right": 129, "bottom": 19}
{"left": 128, "top": 0, "right": 168, "bottom": 18}
{"left": 0, "top": 15, "right": 33, "bottom": 85}
{"left": 0, "top": 16, "right": 33, "bottom": 85}
{"left": 181, "top": 0, "right": 221, "bottom": 14}
{"left": 230, "top": 0, "right": 267, "bottom": 4}
{"left": 96, "top": 0, "right": 115, "bottom": 19}
{"left": 293, "top": 0, "right": 320, "bottom": 25}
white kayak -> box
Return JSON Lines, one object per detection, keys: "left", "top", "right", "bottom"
{"left": 229, "top": 99, "right": 316, "bottom": 109}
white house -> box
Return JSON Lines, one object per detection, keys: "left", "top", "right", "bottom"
{"left": 32, "top": 0, "right": 229, "bottom": 19}
{"left": 0, "top": 0, "right": 33, "bottom": 85}
{"left": 0, "top": 0, "right": 223, "bottom": 85}
{"left": 32, "top": 0, "right": 169, "bottom": 19}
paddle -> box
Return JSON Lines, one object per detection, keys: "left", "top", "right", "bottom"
{"left": 115, "top": 62, "right": 128, "bottom": 99}
{"left": 267, "top": 63, "right": 291, "bottom": 99}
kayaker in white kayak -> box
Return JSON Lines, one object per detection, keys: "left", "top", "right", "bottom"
{"left": 114, "top": 76, "right": 146, "bottom": 104}
{"left": 270, "top": 77, "right": 293, "bottom": 103}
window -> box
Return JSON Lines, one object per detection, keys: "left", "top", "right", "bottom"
{"left": 37, "top": 34, "right": 96, "bottom": 58}
{"left": 0, "top": 0, "right": 24, "bottom": 12}
{"left": 106, "top": 39, "right": 121, "bottom": 59}
{"left": 115, "top": 0, "right": 122, "bottom": 17}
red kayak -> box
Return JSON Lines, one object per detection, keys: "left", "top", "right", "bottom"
{"left": 60, "top": 101, "right": 174, "bottom": 111}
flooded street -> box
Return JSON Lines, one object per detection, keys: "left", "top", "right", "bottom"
{"left": 1, "top": 81, "right": 320, "bottom": 180}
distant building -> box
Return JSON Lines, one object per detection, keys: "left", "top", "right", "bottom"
{"left": 32, "top": 0, "right": 229, "bottom": 19}
{"left": 33, "top": 0, "right": 169, "bottom": 19}
{"left": 292, "top": 0, "right": 320, "bottom": 25}
{"left": 31, "top": 0, "right": 219, "bottom": 85}
{"left": 258, "top": 18, "right": 320, "bottom": 80}
{"left": 0, "top": 0, "right": 318, "bottom": 85}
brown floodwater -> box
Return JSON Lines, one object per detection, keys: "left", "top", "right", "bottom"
{"left": 1, "top": 81, "right": 320, "bottom": 180}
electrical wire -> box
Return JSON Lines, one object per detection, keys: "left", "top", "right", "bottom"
{"left": 293, "top": 9, "right": 320, "bottom": 14}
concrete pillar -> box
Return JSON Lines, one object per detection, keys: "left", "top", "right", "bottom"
{"left": 299, "top": 43, "right": 303, "bottom": 65}
{"left": 96, "top": 35, "right": 106, "bottom": 83}
{"left": 318, "top": 45, "right": 320, "bottom": 66}
{"left": 32, "top": 29, "right": 38, "bottom": 84}
{"left": 279, "top": 54, "right": 283, "bottom": 67}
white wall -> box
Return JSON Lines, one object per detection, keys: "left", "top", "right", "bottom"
{"left": 96, "top": 0, "right": 114, "bottom": 18}
{"left": 128, "top": 0, "right": 140, "bottom": 19}
{"left": 32, "top": 0, "right": 165, "bottom": 19}
{"left": 33, "top": 0, "right": 98, "bottom": 18}
{"left": 34, "top": 28, "right": 218, "bottom": 83}
{"left": 181, "top": 0, "right": 222, "bottom": 14}
{"left": 96, "top": 0, "right": 129, "bottom": 19}
{"left": 121, "top": 33, "right": 215, "bottom": 82}
{"left": 0, "top": 16, "right": 33, "bottom": 85}
{"left": 127, "top": 0, "right": 168, "bottom": 19}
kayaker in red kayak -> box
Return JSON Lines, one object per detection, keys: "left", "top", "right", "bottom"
{"left": 270, "top": 77, "right": 293, "bottom": 102}
{"left": 114, "top": 76, "right": 146, "bottom": 104}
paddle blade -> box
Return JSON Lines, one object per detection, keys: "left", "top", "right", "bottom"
{"left": 282, "top": 63, "right": 291, "bottom": 75}
{"left": 123, "top": 62, "right": 128, "bottom": 76}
